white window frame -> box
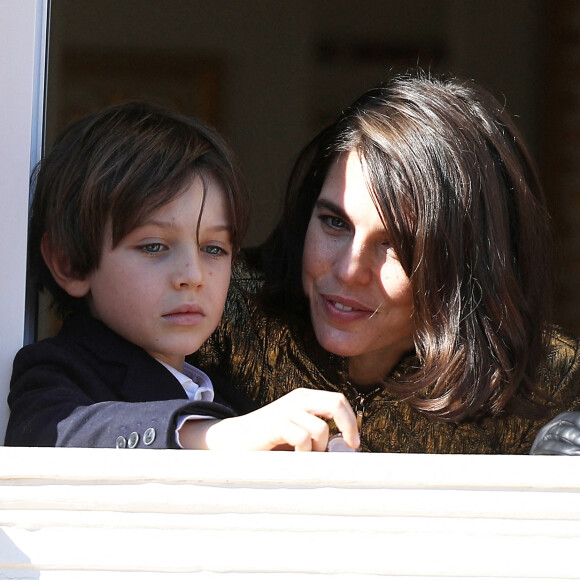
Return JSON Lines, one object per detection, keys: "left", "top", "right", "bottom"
{"left": 0, "top": 0, "right": 48, "bottom": 441}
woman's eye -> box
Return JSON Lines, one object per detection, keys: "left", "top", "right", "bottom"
{"left": 321, "top": 215, "right": 347, "bottom": 230}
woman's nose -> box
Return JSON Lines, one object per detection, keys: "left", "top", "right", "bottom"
{"left": 333, "top": 240, "right": 373, "bottom": 285}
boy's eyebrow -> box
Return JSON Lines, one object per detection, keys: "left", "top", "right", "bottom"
{"left": 137, "top": 218, "right": 232, "bottom": 232}
{"left": 203, "top": 223, "right": 233, "bottom": 233}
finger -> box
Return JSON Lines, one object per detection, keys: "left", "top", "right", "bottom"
{"left": 277, "top": 420, "right": 312, "bottom": 452}
{"left": 294, "top": 389, "right": 360, "bottom": 449}
{"left": 278, "top": 389, "right": 360, "bottom": 450}
{"left": 288, "top": 411, "right": 330, "bottom": 452}
{"left": 303, "top": 391, "right": 360, "bottom": 449}
{"left": 328, "top": 402, "right": 360, "bottom": 450}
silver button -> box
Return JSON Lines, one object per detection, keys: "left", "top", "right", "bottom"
{"left": 128, "top": 432, "right": 140, "bottom": 448}
{"left": 116, "top": 436, "right": 127, "bottom": 449}
{"left": 143, "top": 427, "right": 156, "bottom": 446}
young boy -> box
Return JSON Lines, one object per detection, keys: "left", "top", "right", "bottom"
{"left": 6, "top": 101, "right": 359, "bottom": 451}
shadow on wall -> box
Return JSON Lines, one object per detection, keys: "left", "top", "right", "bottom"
{"left": 0, "top": 529, "right": 39, "bottom": 579}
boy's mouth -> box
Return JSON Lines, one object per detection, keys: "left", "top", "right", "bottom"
{"left": 162, "top": 305, "right": 205, "bottom": 325}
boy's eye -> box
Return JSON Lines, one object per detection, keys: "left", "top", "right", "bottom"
{"left": 141, "top": 243, "right": 165, "bottom": 255}
{"left": 202, "top": 244, "right": 229, "bottom": 257}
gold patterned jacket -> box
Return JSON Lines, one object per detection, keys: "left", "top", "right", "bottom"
{"left": 191, "top": 253, "right": 580, "bottom": 453}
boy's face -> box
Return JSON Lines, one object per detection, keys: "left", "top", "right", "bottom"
{"left": 84, "top": 174, "right": 233, "bottom": 370}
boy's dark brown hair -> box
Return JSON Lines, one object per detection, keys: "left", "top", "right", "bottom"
{"left": 29, "top": 101, "right": 250, "bottom": 317}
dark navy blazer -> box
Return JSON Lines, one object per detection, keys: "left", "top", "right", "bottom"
{"left": 5, "top": 311, "right": 256, "bottom": 448}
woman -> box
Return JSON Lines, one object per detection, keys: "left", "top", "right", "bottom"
{"left": 192, "top": 73, "right": 580, "bottom": 453}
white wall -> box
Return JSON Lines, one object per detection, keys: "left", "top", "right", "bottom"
{"left": 0, "top": 0, "right": 48, "bottom": 441}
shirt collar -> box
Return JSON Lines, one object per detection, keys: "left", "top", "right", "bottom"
{"left": 156, "top": 360, "right": 214, "bottom": 402}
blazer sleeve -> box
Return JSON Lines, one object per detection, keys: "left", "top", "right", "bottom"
{"left": 5, "top": 342, "right": 236, "bottom": 449}
{"left": 53, "top": 399, "right": 236, "bottom": 449}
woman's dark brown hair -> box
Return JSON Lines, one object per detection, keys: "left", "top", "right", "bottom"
{"left": 263, "top": 72, "right": 552, "bottom": 422}
{"left": 30, "top": 100, "right": 249, "bottom": 317}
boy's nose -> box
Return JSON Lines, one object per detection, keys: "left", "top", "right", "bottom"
{"left": 173, "top": 251, "right": 203, "bottom": 289}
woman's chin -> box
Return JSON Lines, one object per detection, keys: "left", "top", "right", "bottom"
{"left": 315, "top": 332, "right": 359, "bottom": 358}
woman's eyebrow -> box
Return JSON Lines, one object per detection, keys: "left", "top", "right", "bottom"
{"left": 315, "top": 198, "right": 348, "bottom": 220}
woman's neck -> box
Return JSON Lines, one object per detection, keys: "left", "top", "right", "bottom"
{"left": 348, "top": 349, "right": 406, "bottom": 388}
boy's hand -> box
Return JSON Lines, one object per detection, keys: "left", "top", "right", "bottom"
{"left": 180, "top": 388, "right": 360, "bottom": 451}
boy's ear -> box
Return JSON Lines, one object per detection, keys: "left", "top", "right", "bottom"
{"left": 41, "top": 235, "right": 91, "bottom": 298}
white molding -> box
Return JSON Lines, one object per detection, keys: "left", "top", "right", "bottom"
{"left": 1, "top": 448, "right": 580, "bottom": 578}
{"left": 0, "top": 0, "right": 49, "bottom": 441}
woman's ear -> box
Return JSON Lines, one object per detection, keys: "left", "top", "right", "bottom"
{"left": 41, "top": 235, "right": 91, "bottom": 298}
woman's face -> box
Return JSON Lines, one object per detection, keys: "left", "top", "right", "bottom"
{"left": 302, "top": 151, "right": 414, "bottom": 384}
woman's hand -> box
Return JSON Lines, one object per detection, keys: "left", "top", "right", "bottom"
{"left": 530, "top": 412, "right": 580, "bottom": 455}
{"left": 180, "top": 388, "right": 360, "bottom": 451}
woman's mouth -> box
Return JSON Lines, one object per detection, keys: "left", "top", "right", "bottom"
{"left": 332, "top": 301, "right": 355, "bottom": 312}
{"left": 319, "top": 294, "right": 374, "bottom": 323}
